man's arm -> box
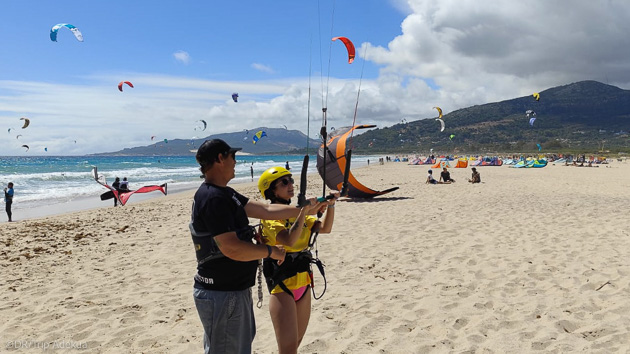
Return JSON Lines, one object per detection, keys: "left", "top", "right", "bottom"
{"left": 214, "top": 231, "right": 285, "bottom": 262}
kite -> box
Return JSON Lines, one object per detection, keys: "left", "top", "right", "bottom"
{"left": 526, "top": 110, "right": 536, "bottom": 118}
{"left": 118, "top": 81, "right": 134, "bottom": 92}
{"left": 332, "top": 37, "right": 355, "bottom": 64}
{"left": 533, "top": 92, "right": 540, "bottom": 101}
{"left": 232, "top": 93, "right": 239, "bottom": 102}
{"left": 16, "top": 135, "right": 22, "bottom": 139}
{"left": 151, "top": 135, "right": 156, "bottom": 141}
{"left": 44, "top": 147, "right": 48, "bottom": 152}
{"left": 21, "top": 144, "right": 29, "bottom": 152}
{"left": 436, "top": 118, "right": 445, "bottom": 132}
{"left": 50, "top": 23, "right": 83, "bottom": 42}
{"left": 163, "top": 139, "right": 168, "bottom": 143}
{"left": 433, "top": 106, "right": 443, "bottom": 119}
{"left": 537, "top": 143, "right": 542, "bottom": 151}
{"left": 449, "top": 134, "right": 455, "bottom": 140}
{"left": 529, "top": 117, "right": 536, "bottom": 126}
{"left": 317, "top": 125, "right": 399, "bottom": 198}
{"left": 20, "top": 117, "right": 30, "bottom": 129}
{"left": 92, "top": 167, "right": 168, "bottom": 207}
{"left": 252, "top": 130, "right": 267, "bottom": 144}
{"left": 8, "top": 128, "right": 13, "bottom": 134}
{"left": 197, "top": 120, "right": 207, "bottom": 131}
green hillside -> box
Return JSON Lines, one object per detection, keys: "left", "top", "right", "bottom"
{"left": 352, "top": 80, "right": 630, "bottom": 154}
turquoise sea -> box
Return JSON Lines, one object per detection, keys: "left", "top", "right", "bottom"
{"left": 0, "top": 154, "right": 377, "bottom": 217}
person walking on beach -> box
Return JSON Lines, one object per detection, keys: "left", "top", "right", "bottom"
{"left": 4, "top": 182, "right": 14, "bottom": 222}
{"left": 189, "top": 139, "right": 326, "bottom": 354}
{"left": 285, "top": 161, "right": 290, "bottom": 171}
{"left": 112, "top": 177, "right": 121, "bottom": 207}
{"left": 250, "top": 163, "right": 254, "bottom": 182}
{"left": 258, "top": 167, "right": 338, "bottom": 354}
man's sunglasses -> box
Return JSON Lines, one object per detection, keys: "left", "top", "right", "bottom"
{"left": 277, "top": 177, "right": 294, "bottom": 186}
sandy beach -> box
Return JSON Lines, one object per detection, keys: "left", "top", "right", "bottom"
{"left": 2, "top": 160, "right": 630, "bottom": 353}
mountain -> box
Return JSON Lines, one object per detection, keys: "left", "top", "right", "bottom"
{"left": 95, "top": 81, "right": 629, "bottom": 156}
{"left": 351, "top": 80, "right": 630, "bottom": 153}
{"left": 93, "top": 127, "right": 320, "bottom": 156}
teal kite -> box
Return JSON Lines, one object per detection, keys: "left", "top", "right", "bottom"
{"left": 50, "top": 23, "right": 83, "bottom": 42}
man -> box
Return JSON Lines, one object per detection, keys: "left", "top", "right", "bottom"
{"left": 112, "top": 177, "right": 121, "bottom": 207}
{"left": 190, "top": 139, "right": 324, "bottom": 353}
{"left": 468, "top": 167, "right": 481, "bottom": 184}
{"left": 439, "top": 167, "right": 455, "bottom": 183}
{"left": 4, "top": 182, "right": 14, "bottom": 222}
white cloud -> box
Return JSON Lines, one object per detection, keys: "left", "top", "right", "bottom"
{"left": 364, "top": 0, "right": 630, "bottom": 113}
{"left": 251, "top": 63, "right": 275, "bottom": 74}
{"left": 173, "top": 50, "right": 191, "bottom": 65}
{"left": 2, "top": 1, "right": 630, "bottom": 156}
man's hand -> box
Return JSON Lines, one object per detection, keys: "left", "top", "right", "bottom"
{"left": 270, "top": 245, "right": 286, "bottom": 265}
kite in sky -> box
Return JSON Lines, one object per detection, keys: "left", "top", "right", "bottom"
{"left": 252, "top": 130, "right": 267, "bottom": 144}
{"left": 332, "top": 37, "right": 355, "bottom": 64}
{"left": 118, "top": 81, "right": 134, "bottom": 92}
{"left": 232, "top": 93, "right": 239, "bottom": 102}
{"left": 50, "top": 23, "right": 83, "bottom": 42}
{"left": 433, "top": 106, "right": 443, "bottom": 119}
{"left": 436, "top": 118, "right": 445, "bottom": 132}
{"left": 20, "top": 117, "right": 30, "bottom": 129}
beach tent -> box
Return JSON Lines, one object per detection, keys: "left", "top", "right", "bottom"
{"left": 432, "top": 160, "right": 451, "bottom": 169}
{"left": 513, "top": 159, "right": 547, "bottom": 168}
{"left": 455, "top": 159, "right": 468, "bottom": 168}
{"left": 481, "top": 157, "right": 503, "bottom": 166}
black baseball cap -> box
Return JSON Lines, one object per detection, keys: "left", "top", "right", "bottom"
{"left": 196, "top": 139, "right": 242, "bottom": 166}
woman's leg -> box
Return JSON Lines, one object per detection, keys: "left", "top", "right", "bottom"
{"left": 295, "top": 289, "right": 312, "bottom": 347}
{"left": 269, "top": 292, "right": 299, "bottom": 354}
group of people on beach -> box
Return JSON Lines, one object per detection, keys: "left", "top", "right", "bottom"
{"left": 426, "top": 167, "right": 480, "bottom": 184}
{"left": 189, "top": 139, "right": 338, "bottom": 353}
{"left": 111, "top": 177, "right": 129, "bottom": 207}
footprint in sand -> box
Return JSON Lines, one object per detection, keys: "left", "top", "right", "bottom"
{"left": 453, "top": 318, "right": 469, "bottom": 330}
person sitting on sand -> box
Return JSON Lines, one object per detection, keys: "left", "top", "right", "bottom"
{"left": 258, "top": 166, "right": 338, "bottom": 354}
{"left": 426, "top": 170, "right": 450, "bottom": 184}
{"left": 468, "top": 167, "right": 481, "bottom": 184}
{"left": 440, "top": 167, "right": 455, "bottom": 183}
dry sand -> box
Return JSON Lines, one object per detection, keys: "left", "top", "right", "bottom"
{"left": 2, "top": 160, "right": 630, "bottom": 353}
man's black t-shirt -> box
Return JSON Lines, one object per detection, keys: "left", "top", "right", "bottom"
{"left": 440, "top": 170, "right": 451, "bottom": 181}
{"left": 190, "top": 183, "right": 257, "bottom": 291}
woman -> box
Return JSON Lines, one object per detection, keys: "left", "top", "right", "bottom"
{"left": 258, "top": 166, "right": 337, "bottom": 354}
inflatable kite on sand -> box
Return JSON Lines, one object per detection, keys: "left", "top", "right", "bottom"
{"left": 91, "top": 167, "right": 167, "bottom": 206}
{"left": 317, "top": 125, "right": 399, "bottom": 198}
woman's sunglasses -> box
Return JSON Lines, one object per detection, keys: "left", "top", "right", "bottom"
{"left": 277, "top": 177, "right": 294, "bottom": 186}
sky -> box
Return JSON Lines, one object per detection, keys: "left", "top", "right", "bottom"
{"left": 1, "top": 0, "right": 629, "bottom": 155}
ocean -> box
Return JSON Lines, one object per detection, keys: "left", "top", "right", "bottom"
{"left": 0, "top": 154, "right": 377, "bottom": 219}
